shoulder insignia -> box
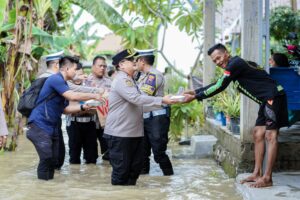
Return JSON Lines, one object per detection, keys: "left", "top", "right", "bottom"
{"left": 125, "top": 79, "right": 134, "bottom": 87}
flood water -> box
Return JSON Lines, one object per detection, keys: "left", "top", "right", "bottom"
{"left": 0, "top": 125, "right": 242, "bottom": 200}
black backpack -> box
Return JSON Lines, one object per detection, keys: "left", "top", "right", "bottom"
{"left": 17, "top": 77, "right": 55, "bottom": 117}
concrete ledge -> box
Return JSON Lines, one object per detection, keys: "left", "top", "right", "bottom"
{"left": 236, "top": 172, "right": 300, "bottom": 200}
{"left": 204, "top": 118, "right": 255, "bottom": 177}
{"left": 205, "top": 117, "right": 300, "bottom": 177}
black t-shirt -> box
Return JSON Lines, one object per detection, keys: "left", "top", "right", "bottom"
{"left": 195, "top": 56, "right": 284, "bottom": 104}
{"left": 226, "top": 56, "right": 283, "bottom": 103}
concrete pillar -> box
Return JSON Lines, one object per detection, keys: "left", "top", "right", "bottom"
{"left": 240, "top": 0, "right": 262, "bottom": 142}
{"left": 203, "top": 0, "right": 215, "bottom": 85}
{"left": 291, "top": 0, "right": 297, "bottom": 12}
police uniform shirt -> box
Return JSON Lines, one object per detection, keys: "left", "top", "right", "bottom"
{"left": 84, "top": 74, "right": 111, "bottom": 90}
{"left": 38, "top": 69, "right": 56, "bottom": 78}
{"left": 137, "top": 67, "right": 165, "bottom": 113}
{"left": 104, "top": 71, "right": 163, "bottom": 138}
{"left": 67, "top": 81, "right": 103, "bottom": 93}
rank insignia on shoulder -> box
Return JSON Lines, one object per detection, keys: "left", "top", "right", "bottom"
{"left": 125, "top": 79, "right": 134, "bottom": 87}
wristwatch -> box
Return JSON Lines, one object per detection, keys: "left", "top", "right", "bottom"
{"left": 80, "top": 104, "right": 85, "bottom": 111}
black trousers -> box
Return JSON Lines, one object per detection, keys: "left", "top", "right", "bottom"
{"left": 96, "top": 127, "right": 109, "bottom": 160}
{"left": 26, "top": 123, "right": 58, "bottom": 180}
{"left": 55, "top": 119, "right": 65, "bottom": 169}
{"left": 66, "top": 121, "right": 98, "bottom": 164}
{"left": 105, "top": 135, "right": 143, "bottom": 185}
{"left": 143, "top": 114, "right": 173, "bottom": 175}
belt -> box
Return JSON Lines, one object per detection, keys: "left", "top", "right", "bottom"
{"left": 143, "top": 109, "right": 167, "bottom": 119}
{"left": 71, "top": 115, "right": 97, "bottom": 123}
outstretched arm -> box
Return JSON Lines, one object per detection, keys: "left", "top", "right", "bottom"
{"left": 195, "top": 71, "right": 232, "bottom": 101}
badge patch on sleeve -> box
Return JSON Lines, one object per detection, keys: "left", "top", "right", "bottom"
{"left": 141, "top": 73, "right": 156, "bottom": 95}
{"left": 125, "top": 79, "right": 134, "bottom": 87}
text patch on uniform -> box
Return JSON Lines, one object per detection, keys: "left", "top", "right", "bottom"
{"left": 141, "top": 73, "right": 156, "bottom": 95}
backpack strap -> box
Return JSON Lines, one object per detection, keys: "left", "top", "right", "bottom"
{"left": 35, "top": 92, "right": 57, "bottom": 108}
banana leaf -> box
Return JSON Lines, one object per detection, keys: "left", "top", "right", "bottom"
{"left": 0, "top": 0, "right": 8, "bottom": 32}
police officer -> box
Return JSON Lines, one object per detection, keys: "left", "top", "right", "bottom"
{"left": 135, "top": 49, "right": 174, "bottom": 176}
{"left": 84, "top": 55, "right": 111, "bottom": 161}
{"left": 103, "top": 49, "right": 177, "bottom": 185}
{"left": 66, "top": 63, "right": 103, "bottom": 164}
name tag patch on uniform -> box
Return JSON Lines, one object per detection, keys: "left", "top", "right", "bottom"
{"left": 141, "top": 73, "right": 156, "bottom": 95}
{"left": 125, "top": 79, "right": 134, "bottom": 87}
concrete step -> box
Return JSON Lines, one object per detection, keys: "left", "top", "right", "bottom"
{"left": 191, "top": 135, "right": 217, "bottom": 158}
{"left": 236, "top": 172, "right": 300, "bottom": 200}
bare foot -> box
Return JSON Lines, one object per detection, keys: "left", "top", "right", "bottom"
{"left": 250, "top": 177, "right": 273, "bottom": 188}
{"left": 240, "top": 174, "right": 260, "bottom": 184}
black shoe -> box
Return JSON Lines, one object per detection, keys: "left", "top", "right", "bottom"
{"left": 69, "top": 158, "right": 81, "bottom": 164}
{"left": 69, "top": 162, "right": 81, "bottom": 165}
{"left": 162, "top": 168, "right": 174, "bottom": 176}
{"left": 37, "top": 170, "right": 54, "bottom": 180}
{"left": 102, "top": 154, "right": 110, "bottom": 161}
{"left": 126, "top": 179, "right": 137, "bottom": 185}
{"left": 140, "top": 168, "right": 149, "bottom": 175}
{"left": 85, "top": 160, "right": 97, "bottom": 164}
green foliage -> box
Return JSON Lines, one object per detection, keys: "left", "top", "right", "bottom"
{"left": 219, "top": 91, "right": 240, "bottom": 119}
{"left": 270, "top": 6, "right": 300, "bottom": 42}
{"left": 0, "top": 0, "right": 8, "bottom": 32}
{"left": 170, "top": 101, "right": 204, "bottom": 140}
{"left": 31, "top": 26, "right": 73, "bottom": 53}
{"left": 33, "top": 0, "right": 52, "bottom": 20}
{"left": 57, "top": 0, "right": 72, "bottom": 22}
{"left": 0, "top": 44, "right": 7, "bottom": 63}
{"left": 174, "top": 2, "right": 203, "bottom": 38}
{"left": 164, "top": 72, "right": 187, "bottom": 94}
{"left": 51, "top": 0, "right": 60, "bottom": 13}
{"left": 115, "top": 0, "right": 172, "bottom": 24}
{"left": 166, "top": 72, "right": 204, "bottom": 140}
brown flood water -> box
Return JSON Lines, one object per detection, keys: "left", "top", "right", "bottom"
{"left": 0, "top": 126, "right": 242, "bottom": 200}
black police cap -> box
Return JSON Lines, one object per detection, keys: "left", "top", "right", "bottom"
{"left": 112, "top": 49, "right": 137, "bottom": 66}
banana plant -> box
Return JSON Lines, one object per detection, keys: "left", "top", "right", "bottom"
{"left": 0, "top": 0, "right": 8, "bottom": 32}
{"left": 33, "top": 0, "right": 52, "bottom": 29}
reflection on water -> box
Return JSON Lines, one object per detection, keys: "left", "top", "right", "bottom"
{"left": 0, "top": 132, "right": 242, "bottom": 200}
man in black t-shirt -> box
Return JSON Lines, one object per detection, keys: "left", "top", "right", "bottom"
{"left": 183, "top": 43, "right": 288, "bottom": 188}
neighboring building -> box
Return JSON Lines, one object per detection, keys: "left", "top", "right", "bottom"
{"left": 216, "top": 0, "right": 300, "bottom": 44}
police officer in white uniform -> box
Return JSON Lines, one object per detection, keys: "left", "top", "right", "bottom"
{"left": 104, "top": 49, "right": 177, "bottom": 185}
{"left": 135, "top": 49, "right": 173, "bottom": 176}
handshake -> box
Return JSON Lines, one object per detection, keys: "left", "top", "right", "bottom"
{"left": 162, "top": 89, "right": 198, "bottom": 105}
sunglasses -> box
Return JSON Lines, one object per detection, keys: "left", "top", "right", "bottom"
{"left": 120, "top": 57, "right": 135, "bottom": 63}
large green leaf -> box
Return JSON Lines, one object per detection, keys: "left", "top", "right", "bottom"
{"left": 0, "top": 0, "right": 8, "bottom": 32}
{"left": 33, "top": 0, "right": 52, "bottom": 19}
{"left": 72, "top": 0, "right": 129, "bottom": 32}
{"left": 53, "top": 36, "right": 73, "bottom": 49}
{"left": 1, "top": 22, "right": 14, "bottom": 32}
{"left": 51, "top": 0, "right": 60, "bottom": 13}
